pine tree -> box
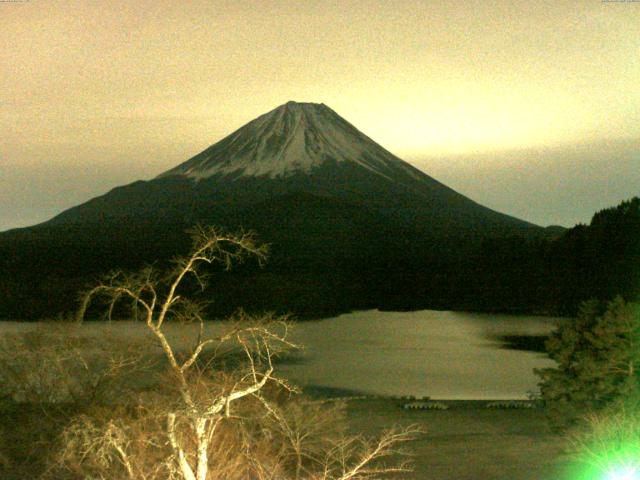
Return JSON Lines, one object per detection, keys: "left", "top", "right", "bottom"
{"left": 536, "top": 297, "right": 640, "bottom": 429}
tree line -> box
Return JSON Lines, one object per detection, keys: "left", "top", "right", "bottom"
{"left": 0, "top": 197, "right": 637, "bottom": 320}
{"left": 469, "top": 196, "right": 640, "bottom": 315}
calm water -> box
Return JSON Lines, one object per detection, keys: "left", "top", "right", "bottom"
{"left": 278, "top": 310, "right": 558, "bottom": 400}
{"left": 0, "top": 310, "right": 559, "bottom": 400}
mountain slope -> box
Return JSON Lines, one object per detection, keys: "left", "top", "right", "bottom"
{"left": 158, "top": 101, "right": 431, "bottom": 182}
{"left": 0, "top": 101, "right": 546, "bottom": 319}
{"left": 48, "top": 102, "right": 537, "bottom": 237}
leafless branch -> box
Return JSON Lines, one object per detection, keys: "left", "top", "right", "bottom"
{"left": 48, "top": 226, "right": 419, "bottom": 480}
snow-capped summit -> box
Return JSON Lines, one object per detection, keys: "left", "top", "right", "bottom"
{"left": 43, "top": 101, "right": 538, "bottom": 239}
{"left": 158, "top": 101, "right": 423, "bottom": 182}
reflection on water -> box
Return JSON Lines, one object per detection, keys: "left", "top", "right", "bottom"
{"left": 276, "top": 310, "right": 559, "bottom": 400}
{"left": 0, "top": 310, "right": 560, "bottom": 400}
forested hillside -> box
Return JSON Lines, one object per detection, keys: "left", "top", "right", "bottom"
{"left": 0, "top": 197, "right": 637, "bottom": 320}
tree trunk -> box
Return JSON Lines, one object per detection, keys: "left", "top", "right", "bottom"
{"left": 196, "top": 418, "right": 210, "bottom": 480}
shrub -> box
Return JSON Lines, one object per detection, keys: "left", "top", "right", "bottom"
{"left": 536, "top": 297, "right": 640, "bottom": 429}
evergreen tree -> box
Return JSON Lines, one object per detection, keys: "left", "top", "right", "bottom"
{"left": 536, "top": 297, "right": 640, "bottom": 429}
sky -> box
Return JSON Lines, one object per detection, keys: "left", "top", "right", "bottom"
{"left": 1, "top": 0, "right": 639, "bottom": 231}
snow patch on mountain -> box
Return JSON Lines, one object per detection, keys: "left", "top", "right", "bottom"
{"left": 159, "top": 101, "right": 426, "bottom": 183}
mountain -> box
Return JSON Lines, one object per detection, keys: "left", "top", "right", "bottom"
{"left": 48, "top": 101, "right": 536, "bottom": 235}
{"left": 159, "top": 100, "right": 425, "bottom": 181}
{"left": 0, "top": 102, "right": 547, "bottom": 319}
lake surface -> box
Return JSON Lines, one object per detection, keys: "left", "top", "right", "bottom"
{"left": 277, "top": 310, "right": 558, "bottom": 400}
{"left": 0, "top": 310, "right": 559, "bottom": 400}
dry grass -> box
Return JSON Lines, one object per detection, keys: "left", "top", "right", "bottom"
{"left": 343, "top": 398, "right": 569, "bottom": 480}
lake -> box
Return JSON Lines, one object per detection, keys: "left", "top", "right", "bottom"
{"left": 278, "top": 310, "right": 558, "bottom": 400}
{"left": 0, "top": 310, "right": 559, "bottom": 400}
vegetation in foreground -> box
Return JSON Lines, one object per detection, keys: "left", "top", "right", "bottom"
{"left": 0, "top": 227, "right": 418, "bottom": 479}
{"left": 2, "top": 209, "right": 639, "bottom": 478}
{"left": 537, "top": 297, "right": 640, "bottom": 477}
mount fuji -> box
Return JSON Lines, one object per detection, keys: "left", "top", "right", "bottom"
{"left": 47, "top": 101, "right": 537, "bottom": 234}
{"left": 0, "top": 102, "right": 547, "bottom": 319}
{"left": 160, "top": 101, "right": 436, "bottom": 182}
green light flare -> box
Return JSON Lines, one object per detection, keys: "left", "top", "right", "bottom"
{"left": 565, "top": 426, "right": 640, "bottom": 480}
{"left": 606, "top": 465, "right": 639, "bottom": 480}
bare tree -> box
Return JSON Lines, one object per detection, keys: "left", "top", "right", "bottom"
{"left": 64, "top": 226, "right": 419, "bottom": 480}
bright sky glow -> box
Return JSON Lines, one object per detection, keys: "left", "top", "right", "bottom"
{"left": 1, "top": 0, "right": 639, "bottom": 230}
